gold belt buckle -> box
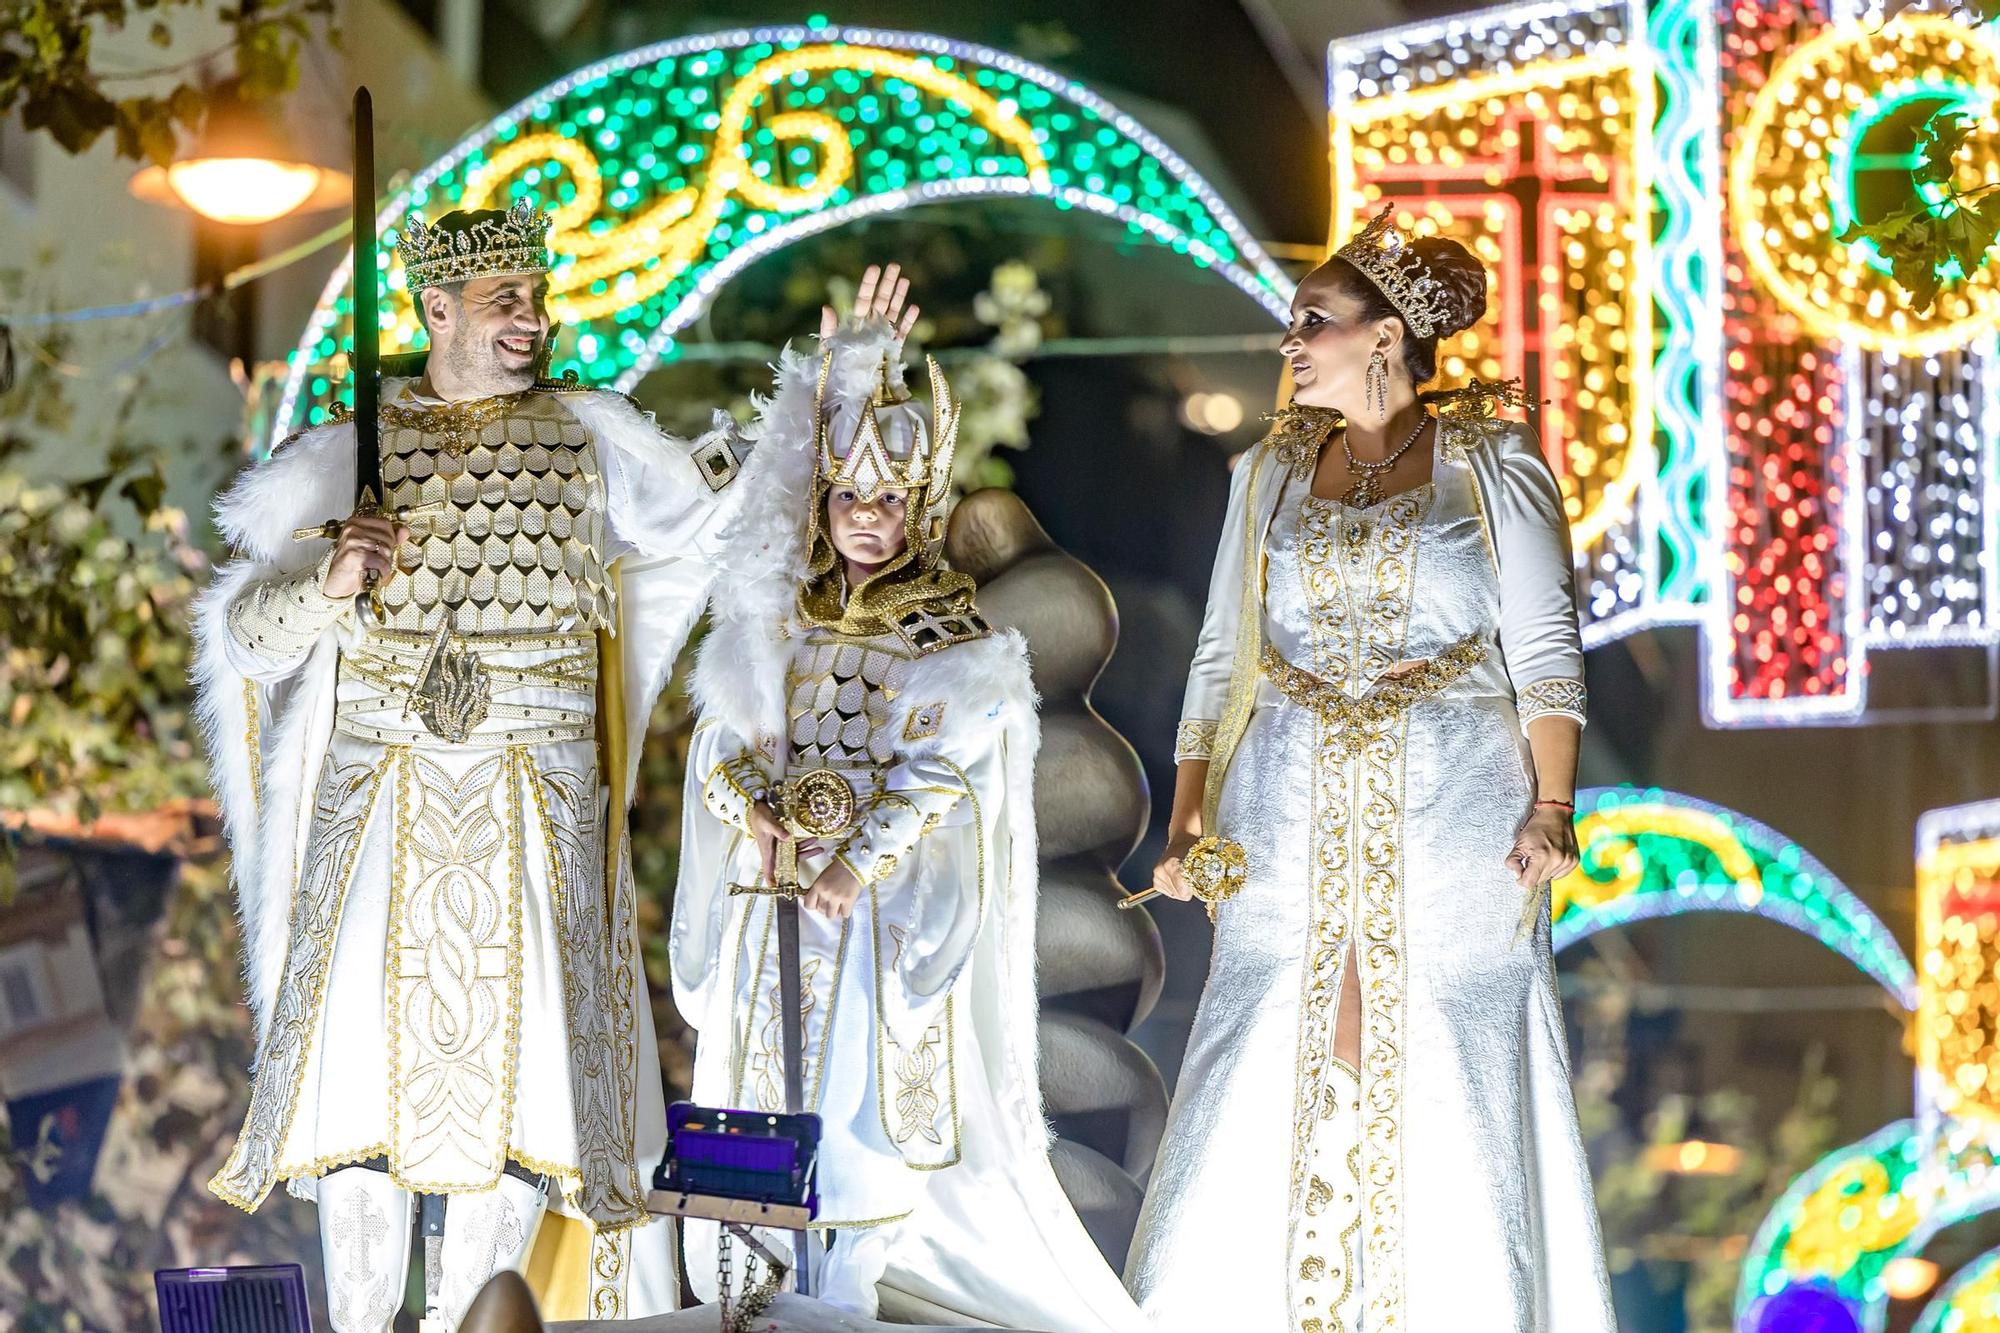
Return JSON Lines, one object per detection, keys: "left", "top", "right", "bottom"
{"left": 407, "top": 618, "right": 491, "bottom": 743}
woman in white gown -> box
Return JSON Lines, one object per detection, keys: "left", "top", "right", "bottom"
{"left": 1123, "top": 209, "right": 1616, "bottom": 1331}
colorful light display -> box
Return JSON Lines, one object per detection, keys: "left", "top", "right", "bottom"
{"left": 1331, "top": 1, "right": 2000, "bottom": 726}
{"left": 1912, "top": 1248, "right": 2000, "bottom": 1333}
{"left": 1917, "top": 800, "right": 2000, "bottom": 1129}
{"left": 279, "top": 12, "right": 1996, "bottom": 729}
{"left": 1738, "top": 800, "right": 2000, "bottom": 1333}
{"left": 275, "top": 22, "right": 1294, "bottom": 444}
{"left": 1552, "top": 786, "right": 1917, "bottom": 1007}
{"left": 1331, "top": 0, "right": 1677, "bottom": 654}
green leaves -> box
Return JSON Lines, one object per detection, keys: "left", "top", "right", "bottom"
{"left": 1834, "top": 108, "right": 2000, "bottom": 312}
{"left": 0, "top": 1, "right": 334, "bottom": 164}
{"left": 1912, "top": 111, "right": 1977, "bottom": 185}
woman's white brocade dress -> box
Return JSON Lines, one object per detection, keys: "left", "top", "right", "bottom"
{"left": 1125, "top": 418, "right": 1615, "bottom": 1332}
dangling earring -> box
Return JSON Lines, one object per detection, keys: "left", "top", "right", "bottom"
{"left": 1366, "top": 349, "right": 1389, "bottom": 420}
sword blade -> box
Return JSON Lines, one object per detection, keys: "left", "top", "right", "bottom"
{"left": 774, "top": 896, "right": 813, "bottom": 1297}
{"left": 352, "top": 87, "right": 381, "bottom": 510}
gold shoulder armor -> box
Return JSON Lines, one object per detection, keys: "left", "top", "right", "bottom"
{"left": 532, "top": 369, "right": 589, "bottom": 393}
{"left": 891, "top": 602, "right": 992, "bottom": 656}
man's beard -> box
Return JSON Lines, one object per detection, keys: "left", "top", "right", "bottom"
{"left": 434, "top": 329, "right": 538, "bottom": 395}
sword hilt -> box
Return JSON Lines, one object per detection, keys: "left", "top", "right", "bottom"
{"left": 729, "top": 833, "right": 802, "bottom": 898}
{"left": 289, "top": 499, "right": 447, "bottom": 544}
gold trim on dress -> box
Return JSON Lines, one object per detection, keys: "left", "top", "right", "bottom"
{"left": 1174, "top": 718, "right": 1219, "bottom": 761}
{"left": 1259, "top": 634, "right": 1489, "bottom": 756}
{"left": 1517, "top": 677, "right": 1588, "bottom": 725}
{"left": 210, "top": 749, "right": 400, "bottom": 1212}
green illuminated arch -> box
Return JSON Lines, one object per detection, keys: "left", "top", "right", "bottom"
{"left": 1553, "top": 787, "right": 1917, "bottom": 1009}
{"left": 1737, "top": 1122, "right": 2000, "bottom": 1333}
{"left": 276, "top": 22, "right": 1296, "bottom": 446}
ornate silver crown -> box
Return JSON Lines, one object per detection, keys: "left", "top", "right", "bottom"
{"left": 396, "top": 197, "right": 552, "bottom": 291}
{"left": 1335, "top": 205, "right": 1456, "bottom": 339}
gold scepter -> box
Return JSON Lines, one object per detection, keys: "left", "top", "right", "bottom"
{"left": 1118, "top": 834, "right": 1249, "bottom": 923}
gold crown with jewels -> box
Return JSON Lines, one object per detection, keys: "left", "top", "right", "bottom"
{"left": 814, "top": 352, "right": 961, "bottom": 505}
{"left": 1335, "top": 205, "right": 1455, "bottom": 339}
{"left": 396, "top": 198, "right": 552, "bottom": 291}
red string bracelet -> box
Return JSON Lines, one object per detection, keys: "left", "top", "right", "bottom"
{"left": 1533, "top": 798, "right": 1576, "bottom": 812}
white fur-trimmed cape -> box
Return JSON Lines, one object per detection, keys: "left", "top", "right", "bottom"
{"left": 671, "top": 327, "right": 1145, "bottom": 1330}
{"left": 193, "top": 381, "right": 735, "bottom": 1042}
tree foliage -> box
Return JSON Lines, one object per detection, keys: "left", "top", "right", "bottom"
{"left": 0, "top": 0, "right": 334, "bottom": 167}
{"left": 1837, "top": 110, "right": 2000, "bottom": 311}
{"left": 0, "top": 337, "right": 219, "bottom": 836}
{"left": 1571, "top": 961, "right": 1844, "bottom": 1332}
{"left": 1842, "top": 3, "right": 2000, "bottom": 307}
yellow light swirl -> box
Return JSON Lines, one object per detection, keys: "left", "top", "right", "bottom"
{"left": 1779, "top": 1157, "right": 1921, "bottom": 1279}
{"left": 1730, "top": 14, "right": 2000, "bottom": 356}
{"left": 1552, "top": 803, "right": 1764, "bottom": 921}
{"left": 446, "top": 45, "right": 1049, "bottom": 324}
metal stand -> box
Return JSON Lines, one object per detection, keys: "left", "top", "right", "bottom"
{"left": 417, "top": 1193, "right": 447, "bottom": 1332}
{"left": 772, "top": 836, "right": 814, "bottom": 1298}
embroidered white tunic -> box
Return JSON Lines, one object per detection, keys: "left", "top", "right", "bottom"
{"left": 196, "top": 378, "right": 744, "bottom": 1317}
{"left": 688, "top": 624, "right": 978, "bottom": 1222}
{"left": 668, "top": 329, "right": 1149, "bottom": 1332}
{"left": 1125, "top": 416, "right": 1613, "bottom": 1332}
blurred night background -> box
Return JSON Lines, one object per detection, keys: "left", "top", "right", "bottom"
{"left": 3, "top": 1, "right": 1999, "bottom": 1330}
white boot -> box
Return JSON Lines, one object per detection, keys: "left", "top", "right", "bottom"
{"left": 816, "top": 1223, "right": 897, "bottom": 1318}
{"left": 1293, "top": 1058, "right": 1363, "bottom": 1332}
{"left": 319, "top": 1166, "right": 414, "bottom": 1333}
{"left": 437, "top": 1174, "right": 548, "bottom": 1327}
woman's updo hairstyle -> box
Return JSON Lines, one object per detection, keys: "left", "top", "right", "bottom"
{"left": 1326, "top": 236, "right": 1488, "bottom": 386}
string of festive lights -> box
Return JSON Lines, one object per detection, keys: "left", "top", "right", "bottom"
{"left": 1648, "top": 0, "right": 1722, "bottom": 610}
{"left": 1329, "top": 0, "right": 1665, "bottom": 653}
{"left": 1737, "top": 800, "right": 2000, "bottom": 1332}
{"left": 275, "top": 22, "right": 1295, "bottom": 447}
{"left": 1729, "top": 14, "right": 2000, "bottom": 357}
{"left": 1853, "top": 346, "right": 1993, "bottom": 644}
{"left": 1703, "top": 0, "right": 1858, "bottom": 723}
{"left": 1911, "top": 1249, "right": 2000, "bottom": 1333}
{"left": 1917, "top": 800, "right": 2000, "bottom": 1132}
{"left": 1550, "top": 787, "right": 1918, "bottom": 1007}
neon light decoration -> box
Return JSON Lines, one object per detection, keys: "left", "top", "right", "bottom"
{"left": 1332, "top": 1, "right": 2000, "bottom": 726}
{"left": 1331, "top": 0, "right": 1672, "bottom": 649}
{"left": 1551, "top": 787, "right": 1917, "bottom": 1006}
{"left": 1916, "top": 799, "right": 2000, "bottom": 1130}
{"left": 1738, "top": 800, "right": 2000, "bottom": 1333}
{"left": 275, "top": 22, "right": 1294, "bottom": 447}
{"left": 1912, "top": 1246, "right": 2000, "bottom": 1333}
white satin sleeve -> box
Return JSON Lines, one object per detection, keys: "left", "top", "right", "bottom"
{"left": 1489, "top": 422, "right": 1588, "bottom": 730}
{"left": 671, "top": 716, "right": 759, "bottom": 1022}
{"left": 587, "top": 395, "right": 747, "bottom": 564}
{"left": 1175, "top": 446, "right": 1261, "bottom": 761}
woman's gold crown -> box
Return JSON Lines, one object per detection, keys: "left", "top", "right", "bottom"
{"left": 1334, "top": 205, "right": 1456, "bottom": 339}
{"left": 396, "top": 198, "right": 552, "bottom": 291}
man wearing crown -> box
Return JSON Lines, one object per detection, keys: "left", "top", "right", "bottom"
{"left": 670, "top": 288, "right": 1148, "bottom": 1331}
{"left": 192, "top": 200, "right": 907, "bottom": 1328}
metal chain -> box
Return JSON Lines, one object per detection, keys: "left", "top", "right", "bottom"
{"left": 718, "top": 1226, "right": 734, "bottom": 1331}
{"left": 716, "top": 1226, "right": 785, "bottom": 1333}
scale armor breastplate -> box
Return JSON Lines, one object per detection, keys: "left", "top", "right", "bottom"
{"left": 785, "top": 628, "right": 914, "bottom": 774}
{"left": 375, "top": 392, "right": 612, "bottom": 634}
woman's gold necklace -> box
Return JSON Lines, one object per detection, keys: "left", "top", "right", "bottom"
{"left": 1339, "top": 411, "right": 1431, "bottom": 509}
